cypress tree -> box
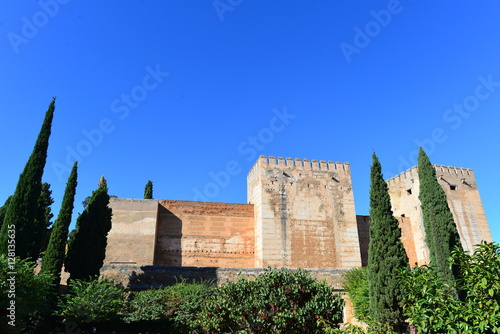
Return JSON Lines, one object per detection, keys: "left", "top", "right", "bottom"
{"left": 368, "top": 152, "right": 409, "bottom": 330}
{"left": 417, "top": 147, "right": 462, "bottom": 290}
{"left": 65, "top": 176, "right": 112, "bottom": 281}
{"left": 29, "top": 182, "right": 54, "bottom": 259}
{"left": 0, "top": 196, "right": 12, "bottom": 236}
{"left": 0, "top": 98, "right": 55, "bottom": 259}
{"left": 41, "top": 162, "right": 78, "bottom": 286}
{"left": 144, "top": 180, "right": 153, "bottom": 199}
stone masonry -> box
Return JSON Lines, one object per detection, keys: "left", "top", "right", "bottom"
{"left": 104, "top": 155, "right": 493, "bottom": 271}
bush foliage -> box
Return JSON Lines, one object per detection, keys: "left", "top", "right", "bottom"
{"left": 56, "top": 278, "right": 125, "bottom": 325}
{"left": 0, "top": 255, "right": 55, "bottom": 333}
{"left": 342, "top": 267, "right": 370, "bottom": 323}
{"left": 401, "top": 241, "right": 500, "bottom": 333}
{"left": 179, "top": 268, "right": 344, "bottom": 333}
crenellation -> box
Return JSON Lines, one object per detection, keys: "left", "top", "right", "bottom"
{"left": 303, "top": 158, "right": 311, "bottom": 169}
{"left": 433, "top": 164, "right": 474, "bottom": 177}
{"left": 311, "top": 159, "right": 319, "bottom": 170}
{"left": 295, "top": 158, "right": 303, "bottom": 169}
{"left": 278, "top": 156, "right": 285, "bottom": 166}
{"left": 269, "top": 156, "right": 277, "bottom": 165}
{"left": 320, "top": 160, "right": 327, "bottom": 170}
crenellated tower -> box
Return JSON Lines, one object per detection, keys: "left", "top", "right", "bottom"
{"left": 247, "top": 155, "right": 362, "bottom": 269}
{"left": 387, "top": 165, "right": 492, "bottom": 266}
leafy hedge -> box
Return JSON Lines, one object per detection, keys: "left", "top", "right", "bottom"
{"left": 179, "top": 268, "right": 345, "bottom": 333}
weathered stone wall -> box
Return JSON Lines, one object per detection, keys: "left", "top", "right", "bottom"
{"left": 434, "top": 165, "right": 493, "bottom": 249}
{"left": 104, "top": 198, "right": 159, "bottom": 265}
{"left": 154, "top": 200, "right": 255, "bottom": 267}
{"left": 100, "top": 264, "right": 347, "bottom": 290}
{"left": 386, "top": 167, "right": 429, "bottom": 265}
{"left": 387, "top": 165, "right": 492, "bottom": 265}
{"left": 248, "top": 155, "right": 361, "bottom": 269}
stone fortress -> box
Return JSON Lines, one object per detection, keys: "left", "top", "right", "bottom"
{"left": 103, "top": 155, "right": 492, "bottom": 273}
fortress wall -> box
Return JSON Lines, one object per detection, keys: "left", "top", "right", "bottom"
{"left": 154, "top": 200, "right": 255, "bottom": 268}
{"left": 104, "top": 198, "right": 159, "bottom": 265}
{"left": 248, "top": 155, "right": 361, "bottom": 269}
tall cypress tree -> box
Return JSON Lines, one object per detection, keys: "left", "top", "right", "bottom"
{"left": 65, "top": 176, "right": 112, "bottom": 281}
{"left": 41, "top": 162, "right": 78, "bottom": 286}
{"left": 144, "top": 180, "right": 153, "bottom": 199}
{"left": 0, "top": 196, "right": 12, "bottom": 236}
{"left": 368, "top": 153, "right": 409, "bottom": 330}
{"left": 29, "top": 182, "right": 54, "bottom": 259}
{"left": 417, "top": 147, "right": 462, "bottom": 291}
{"left": 0, "top": 98, "right": 55, "bottom": 259}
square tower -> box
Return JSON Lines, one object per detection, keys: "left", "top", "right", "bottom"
{"left": 387, "top": 165, "right": 493, "bottom": 266}
{"left": 247, "top": 155, "right": 362, "bottom": 269}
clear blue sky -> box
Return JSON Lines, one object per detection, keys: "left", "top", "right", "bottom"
{"left": 1, "top": 1, "right": 499, "bottom": 243}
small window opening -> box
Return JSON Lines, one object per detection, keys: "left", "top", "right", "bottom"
{"left": 406, "top": 189, "right": 412, "bottom": 195}
{"left": 450, "top": 185, "right": 456, "bottom": 190}
{"left": 401, "top": 214, "right": 405, "bottom": 217}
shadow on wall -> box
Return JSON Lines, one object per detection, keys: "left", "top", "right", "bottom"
{"left": 128, "top": 266, "right": 219, "bottom": 289}
{"left": 356, "top": 215, "right": 370, "bottom": 267}
{"left": 153, "top": 205, "right": 182, "bottom": 266}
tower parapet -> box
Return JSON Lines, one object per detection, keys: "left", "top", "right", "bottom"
{"left": 249, "top": 155, "right": 351, "bottom": 172}
{"left": 247, "top": 155, "right": 361, "bottom": 269}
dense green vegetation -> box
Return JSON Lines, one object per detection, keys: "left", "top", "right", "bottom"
{"left": 0, "top": 255, "right": 55, "bottom": 333}
{"left": 418, "top": 147, "right": 463, "bottom": 295}
{"left": 3, "top": 244, "right": 497, "bottom": 333}
{"left": 0, "top": 98, "right": 55, "bottom": 259}
{"left": 182, "top": 268, "right": 345, "bottom": 333}
{"left": 367, "top": 153, "right": 409, "bottom": 331}
{"left": 342, "top": 267, "right": 370, "bottom": 323}
{"left": 41, "top": 162, "right": 78, "bottom": 286}
{"left": 65, "top": 177, "right": 112, "bottom": 281}
{"left": 401, "top": 241, "right": 500, "bottom": 333}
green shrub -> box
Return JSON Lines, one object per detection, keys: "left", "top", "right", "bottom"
{"left": 342, "top": 267, "right": 370, "bottom": 324}
{"left": 56, "top": 278, "right": 125, "bottom": 325}
{"left": 123, "top": 288, "right": 170, "bottom": 322}
{"left": 0, "top": 255, "right": 55, "bottom": 333}
{"left": 124, "top": 281, "right": 210, "bottom": 322}
{"left": 180, "top": 268, "right": 344, "bottom": 333}
{"left": 401, "top": 241, "right": 500, "bottom": 333}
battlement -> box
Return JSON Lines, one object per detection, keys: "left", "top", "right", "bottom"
{"left": 248, "top": 155, "right": 350, "bottom": 177}
{"left": 386, "top": 167, "right": 418, "bottom": 187}
{"left": 386, "top": 165, "right": 475, "bottom": 187}
{"left": 433, "top": 164, "right": 474, "bottom": 177}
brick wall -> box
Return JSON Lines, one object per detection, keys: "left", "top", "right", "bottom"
{"left": 154, "top": 200, "right": 255, "bottom": 267}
